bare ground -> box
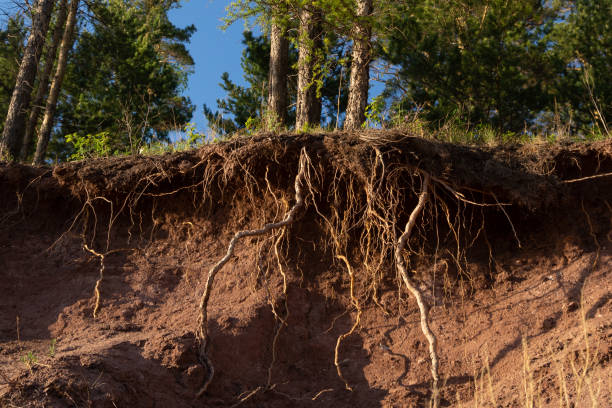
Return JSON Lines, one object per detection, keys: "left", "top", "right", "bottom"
{"left": 0, "top": 132, "right": 610, "bottom": 407}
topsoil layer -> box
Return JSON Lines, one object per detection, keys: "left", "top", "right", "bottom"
{"left": 0, "top": 131, "right": 610, "bottom": 407}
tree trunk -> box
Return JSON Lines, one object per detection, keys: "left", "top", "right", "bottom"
{"left": 344, "top": 0, "right": 372, "bottom": 130}
{"left": 296, "top": 6, "right": 322, "bottom": 130}
{"left": 0, "top": 0, "right": 55, "bottom": 161}
{"left": 33, "top": 0, "right": 78, "bottom": 165}
{"left": 266, "top": 22, "right": 289, "bottom": 129}
{"left": 20, "top": 0, "right": 68, "bottom": 161}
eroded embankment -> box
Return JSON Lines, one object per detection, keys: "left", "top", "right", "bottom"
{"left": 0, "top": 132, "right": 611, "bottom": 408}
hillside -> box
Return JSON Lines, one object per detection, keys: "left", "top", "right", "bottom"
{"left": 1, "top": 132, "right": 610, "bottom": 407}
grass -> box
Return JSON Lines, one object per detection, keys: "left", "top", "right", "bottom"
{"left": 48, "top": 338, "right": 56, "bottom": 358}
{"left": 19, "top": 351, "right": 38, "bottom": 372}
{"left": 57, "top": 113, "right": 612, "bottom": 162}
{"left": 454, "top": 296, "right": 604, "bottom": 408}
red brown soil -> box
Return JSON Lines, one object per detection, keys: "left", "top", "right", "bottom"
{"left": 0, "top": 132, "right": 610, "bottom": 407}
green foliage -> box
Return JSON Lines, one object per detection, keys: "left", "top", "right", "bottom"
{"left": 50, "top": 0, "right": 195, "bottom": 161}
{"left": 20, "top": 351, "right": 38, "bottom": 370}
{"left": 64, "top": 121, "right": 220, "bottom": 157}
{"left": 363, "top": 95, "right": 386, "bottom": 128}
{"left": 65, "top": 131, "right": 113, "bottom": 160}
{"left": 204, "top": 30, "right": 349, "bottom": 133}
{"left": 551, "top": 0, "right": 612, "bottom": 133}
{"left": 0, "top": 14, "right": 27, "bottom": 133}
{"left": 2, "top": 0, "right": 610, "bottom": 154}
{"left": 379, "top": 0, "right": 558, "bottom": 133}
{"left": 183, "top": 122, "right": 206, "bottom": 146}
{"left": 138, "top": 122, "right": 224, "bottom": 155}
{"left": 244, "top": 116, "right": 261, "bottom": 133}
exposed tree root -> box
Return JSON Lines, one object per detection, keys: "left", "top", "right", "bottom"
{"left": 562, "top": 171, "right": 612, "bottom": 183}
{"left": 83, "top": 244, "right": 105, "bottom": 319}
{"left": 266, "top": 231, "right": 289, "bottom": 388}
{"left": 229, "top": 386, "right": 264, "bottom": 408}
{"left": 581, "top": 200, "right": 600, "bottom": 271}
{"left": 195, "top": 147, "right": 310, "bottom": 398}
{"left": 333, "top": 253, "right": 362, "bottom": 391}
{"left": 31, "top": 137, "right": 552, "bottom": 404}
{"left": 394, "top": 171, "right": 440, "bottom": 407}
{"left": 492, "top": 192, "right": 521, "bottom": 248}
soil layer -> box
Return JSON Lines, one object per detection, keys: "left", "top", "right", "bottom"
{"left": 1, "top": 132, "right": 610, "bottom": 407}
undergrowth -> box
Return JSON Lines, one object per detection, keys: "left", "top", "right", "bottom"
{"left": 61, "top": 115, "right": 612, "bottom": 162}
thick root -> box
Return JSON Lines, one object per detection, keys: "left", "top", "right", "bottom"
{"left": 394, "top": 172, "right": 440, "bottom": 406}
{"left": 195, "top": 147, "right": 310, "bottom": 398}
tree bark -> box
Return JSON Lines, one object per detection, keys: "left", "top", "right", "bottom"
{"left": 0, "top": 0, "right": 55, "bottom": 161}
{"left": 296, "top": 5, "right": 322, "bottom": 130}
{"left": 344, "top": 0, "right": 372, "bottom": 130}
{"left": 33, "top": 0, "right": 78, "bottom": 165}
{"left": 266, "top": 22, "right": 289, "bottom": 129}
{"left": 20, "top": 0, "right": 68, "bottom": 161}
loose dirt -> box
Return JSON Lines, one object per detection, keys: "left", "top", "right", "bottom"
{"left": 1, "top": 132, "right": 610, "bottom": 407}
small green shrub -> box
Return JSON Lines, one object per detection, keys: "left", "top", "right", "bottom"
{"left": 20, "top": 351, "right": 38, "bottom": 370}
{"left": 65, "top": 131, "right": 113, "bottom": 160}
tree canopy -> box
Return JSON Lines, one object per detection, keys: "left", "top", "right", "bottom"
{"left": 0, "top": 0, "right": 195, "bottom": 161}
{"left": 53, "top": 0, "right": 195, "bottom": 159}
{"left": 1, "top": 0, "right": 611, "bottom": 162}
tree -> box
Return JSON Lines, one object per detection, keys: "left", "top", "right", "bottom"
{"left": 0, "top": 0, "right": 55, "bottom": 160}
{"left": 0, "top": 13, "right": 28, "bottom": 133}
{"left": 379, "top": 0, "right": 558, "bottom": 132}
{"left": 33, "top": 0, "right": 78, "bottom": 164}
{"left": 267, "top": 21, "right": 289, "bottom": 128}
{"left": 344, "top": 0, "right": 372, "bottom": 129}
{"left": 552, "top": 0, "right": 612, "bottom": 133}
{"left": 47, "top": 0, "right": 194, "bottom": 160}
{"left": 223, "top": 0, "right": 297, "bottom": 129}
{"left": 222, "top": 0, "right": 355, "bottom": 131}
{"left": 20, "top": 0, "right": 68, "bottom": 160}
{"left": 204, "top": 31, "right": 349, "bottom": 133}
{"left": 296, "top": 4, "right": 323, "bottom": 130}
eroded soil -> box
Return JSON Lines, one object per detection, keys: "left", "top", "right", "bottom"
{"left": 1, "top": 132, "right": 610, "bottom": 407}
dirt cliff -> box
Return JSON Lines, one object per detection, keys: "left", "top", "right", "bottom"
{"left": 1, "top": 132, "right": 610, "bottom": 407}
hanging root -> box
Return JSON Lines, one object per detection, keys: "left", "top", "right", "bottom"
{"left": 195, "top": 147, "right": 310, "bottom": 398}
{"left": 84, "top": 244, "right": 105, "bottom": 319}
{"left": 395, "top": 171, "right": 440, "bottom": 406}
{"left": 266, "top": 230, "right": 289, "bottom": 388}
{"left": 333, "top": 254, "right": 362, "bottom": 391}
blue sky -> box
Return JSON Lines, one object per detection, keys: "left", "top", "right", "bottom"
{"left": 168, "top": 0, "right": 249, "bottom": 132}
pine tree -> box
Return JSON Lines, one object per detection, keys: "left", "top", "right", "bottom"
{"left": 20, "top": 0, "right": 68, "bottom": 160}
{"left": 49, "top": 0, "right": 195, "bottom": 160}
{"left": 0, "top": 14, "right": 28, "bottom": 133}
{"left": 267, "top": 22, "right": 289, "bottom": 128}
{"left": 0, "top": 0, "right": 55, "bottom": 160}
{"left": 33, "top": 0, "right": 78, "bottom": 164}
{"left": 296, "top": 4, "right": 323, "bottom": 130}
{"left": 344, "top": 0, "right": 372, "bottom": 130}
